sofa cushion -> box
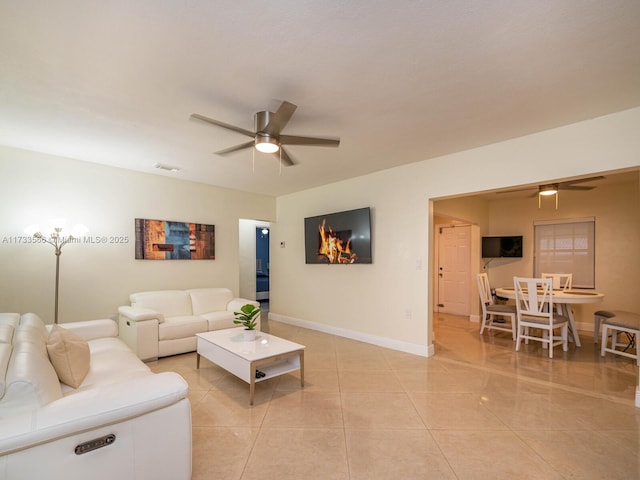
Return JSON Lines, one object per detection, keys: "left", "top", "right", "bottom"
{"left": 1, "top": 325, "right": 63, "bottom": 419}
{"left": 17, "top": 313, "right": 49, "bottom": 344}
{"left": 130, "top": 290, "right": 193, "bottom": 318}
{"left": 0, "top": 343, "right": 12, "bottom": 398}
{"left": 188, "top": 288, "right": 233, "bottom": 316}
{"left": 0, "top": 324, "right": 14, "bottom": 344}
{"left": 158, "top": 316, "right": 208, "bottom": 341}
{"left": 0, "top": 313, "right": 20, "bottom": 327}
{"left": 46, "top": 325, "right": 90, "bottom": 388}
{"left": 61, "top": 337, "right": 151, "bottom": 394}
{"left": 200, "top": 311, "right": 235, "bottom": 331}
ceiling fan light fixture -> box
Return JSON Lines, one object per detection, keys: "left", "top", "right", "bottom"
{"left": 255, "top": 134, "right": 279, "bottom": 153}
{"left": 539, "top": 184, "right": 558, "bottom": 196}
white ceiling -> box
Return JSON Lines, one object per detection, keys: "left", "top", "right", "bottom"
{"left": 1, "top": 1, "right": 639, "bottom": 197}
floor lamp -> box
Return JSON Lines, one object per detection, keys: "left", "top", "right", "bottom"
{"left": 25, "top": 221, "right": 88, "bottom": 324}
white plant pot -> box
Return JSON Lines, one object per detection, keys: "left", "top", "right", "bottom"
{"left": 243, "top": 329, "right": 257, "bottom": 342}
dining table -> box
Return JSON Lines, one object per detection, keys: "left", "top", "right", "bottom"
{"left": 494, "top": 287, "right": 604, "bottom": 347}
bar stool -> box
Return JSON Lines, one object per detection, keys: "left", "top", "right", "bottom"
{"left": 600, "top": 311, "right": 640, "bottom": 365}
{"left": 594, "top": 310, "right": 616, "bottom": 344}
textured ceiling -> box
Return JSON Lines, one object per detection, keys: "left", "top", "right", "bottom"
{"left": 1, "top": 1, "right": 639, "bottom": 196}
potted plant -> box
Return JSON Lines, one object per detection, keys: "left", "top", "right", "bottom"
{"left": 234, "top": 303, "right": 261, "bottom": 341}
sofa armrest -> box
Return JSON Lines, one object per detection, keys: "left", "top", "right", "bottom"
{"left": 226, "top": 298, "right": 259, "bottom": 313}
{"left": 117, "top": 310, "right": 159, "bottom": 361}
{"left": 118, "top": 306, "right": 164, "bottom": 323}
{"left": 56, "top": 319, "right": 118, "bottom": 341}
{"left": 0, "top": 372, "right": 188, "bottom": 455}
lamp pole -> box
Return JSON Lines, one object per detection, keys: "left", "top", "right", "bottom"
{"left": 29, "top": 224, "right": 86, "bottom": 324}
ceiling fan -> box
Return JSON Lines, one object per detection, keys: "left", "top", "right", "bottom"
{"left": 497, "top": 175, "right": 606, "bottom": 197}
{"left": 190, "top": 100, "right": 340, "bottom": 166}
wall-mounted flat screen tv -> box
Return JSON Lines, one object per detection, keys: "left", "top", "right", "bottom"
{"left": 304, "top": 207, "right": 372, "bottom": 264}
{"left": 481, "top": 235, "right": 523, "bottom": 258}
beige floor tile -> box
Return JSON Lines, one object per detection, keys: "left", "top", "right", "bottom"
{"left": 242, "top": 428, "right": 349, "bottom": 480}
{"left": 336, "top": 351, "right": 390, "bottom": 371}
{"left": 409, "top": 392, "right": 509, "bottom": 430}
{"left": 338, "top": 369, "right": 404, "bottom": 392}
{"left": 394, "top": 363, "right": 492, "bottom": 393}
{"left": 482, "top": 392, "right": 592, "bottom": 430}
{"left": 262, "top": 390, "right": 343, "bottom": 428}
{"left": 431, "top": 430, "right": 564, "bottom": 480}
{"left": 341, "top": 392, "right": 425, "bottom": 429}
{"left": 345, "top": 429, "right": 457, "bottom": 480}
{"left": 515, "top": 429, "right": 640, "bottom": 479}
{"left": 191, "top": 389, "right": 269, "bottom": 427}
{"left": 277, "top": 368, "right": 339, "bottom": 392}
{"left": 191, "top": 426, "right": 258, "bottom": 480}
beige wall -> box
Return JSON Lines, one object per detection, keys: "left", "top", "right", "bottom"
{"left": 272, "top": 107, "right": 640, "bottom": 355}
{"left": 0, "top": 146, "right": 276, "bottom": 323}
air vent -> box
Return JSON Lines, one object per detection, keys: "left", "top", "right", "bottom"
{"left": 154, "top": 163, "right": 181, "bottom": 172}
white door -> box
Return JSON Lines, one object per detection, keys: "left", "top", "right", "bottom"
{"left": 437, "top": 225, "right": 471, "bottom": 316}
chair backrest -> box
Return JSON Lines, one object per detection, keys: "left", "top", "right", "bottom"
{"left": 513, "top": 277, "right": 554, "bottom": 320}
{"left": 541, "top": 272, "right": 573, "bottom": 290}
{"left": 476, "top": 273, "right": 494, "bottom": 307}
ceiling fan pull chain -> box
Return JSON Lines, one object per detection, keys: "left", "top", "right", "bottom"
{"left": 252, "top": 147, "right": 255, "bottom": 174}
{"left": 279, "top": 148, "right": 282, "bottom": 175}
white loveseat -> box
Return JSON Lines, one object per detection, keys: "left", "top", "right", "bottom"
{"left": 118, "top": 287, "right": 260, "bottom": 361}
{"left": 0, "top": 312, "right": 191, "bottom": 480}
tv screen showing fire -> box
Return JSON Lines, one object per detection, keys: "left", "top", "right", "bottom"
{"left": 304, "top": 207, "right": 372, "bottom": 264}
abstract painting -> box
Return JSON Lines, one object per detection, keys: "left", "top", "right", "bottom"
{"left": 134, "top": 218, "right": 215, "bottom": 260}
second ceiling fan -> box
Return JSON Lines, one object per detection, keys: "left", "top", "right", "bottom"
{"left": 191, "top": 100, "right": 340, "bottom": 166}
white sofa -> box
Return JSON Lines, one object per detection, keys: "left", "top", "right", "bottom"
{"left": 0, "top": 312, "right": 191, "bottom": 480}
{"left": 118, "top": 287, "right": 260, "bottom": 361}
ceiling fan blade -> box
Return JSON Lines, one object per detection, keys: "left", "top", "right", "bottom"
{"left": 280, "top": 135, "right": 340, "bottom": 147}
{"left": 495, "top": 186, "right": 536, "bottom": 194}
{"left": 215, "top": 140, "right": 254, "bottom": 156}
{"left": 190, "top": 113, "right": 255, "bottom": 137}
{"left": 264, "top": 101, "right": 297, "bottom": 135}
{"left": 272, "top": 147, "right": 296, "bottom": 166}
{"left": 561, "top": 185, "right": 595, "bottom": 191}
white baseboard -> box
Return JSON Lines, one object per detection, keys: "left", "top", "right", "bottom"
{"left": 267, "top": 312, "right": 432, "bottom": 357}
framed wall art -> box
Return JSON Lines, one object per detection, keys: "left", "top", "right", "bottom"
{"left": 134, "top": 218, "right": 215, "bottom": 260}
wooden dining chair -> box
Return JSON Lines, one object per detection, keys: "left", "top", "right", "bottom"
{"left": 476, "top": 273, "right": 517, "bottom": 340}
{"left": 513, "top": 277, "right": 569, "bottom": 358}
{"left": 541, "top": 272, "right": 573, "bottom": 290}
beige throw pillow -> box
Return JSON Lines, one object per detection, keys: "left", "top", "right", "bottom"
{"left": 47, "top": 324, "right": 90, "bottom": 388}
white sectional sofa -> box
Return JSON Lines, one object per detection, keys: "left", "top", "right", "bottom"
{"left": 0, "top": 312, "right": 191, "bottom": 480}
{"left": 118, "top": 287, "right": 260, "bottom": 361}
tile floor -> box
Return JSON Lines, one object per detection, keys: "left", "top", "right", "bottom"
{"left": 149, "top": 312, "right": 640, "bottom": 480}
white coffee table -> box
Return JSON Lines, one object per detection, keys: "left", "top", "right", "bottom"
{"left": 196, "top": 328, "right": 305, "bottom": 405}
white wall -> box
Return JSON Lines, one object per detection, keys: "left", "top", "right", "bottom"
{"left": 271, "top": 107, "right": 640, "bottom": 356}
{"left": 0, "top": 146, "right": 276, "bottom": 323}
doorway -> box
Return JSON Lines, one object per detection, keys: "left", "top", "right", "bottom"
{"left": 435, "top": 224, "right": 472, "bottom": 316}
{"left": 256, "top": 226, "right": 270, "bottom": 301}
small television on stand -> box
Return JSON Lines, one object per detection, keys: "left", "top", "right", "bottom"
{"left": 481, "top": 235, "right": 523, "bottom": 258}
